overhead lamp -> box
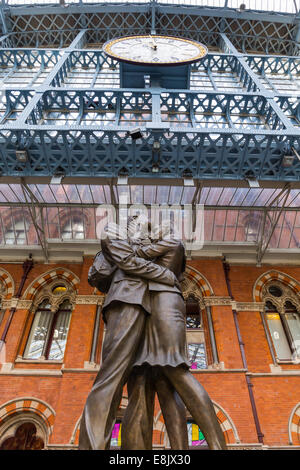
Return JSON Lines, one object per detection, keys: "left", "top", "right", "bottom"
{"left": 246, "top": 178, "right": 260, "bottom": 188}
{"left": 152, "top": 140, "right": 160, "bottom": 173}
{"left": 129, "top": 128, "right": 143, "bottom": 141}
{"left": 117, "top": 167, "right": 128, "bottom": 185}
{"left": 51, "top": 168, "right": 65, "bottom": 185}
{"left": 144, "top": 75, "right": 151, "bottom": 88}
{"left": 281, "top": 154, "right": 294, "bottom": 168}
{"left": 182, "top": 169, "right": 194, "bottom": 186}
{"left": 280, "top": 145, "right": 300, "bottom": 168}
{"left": 152, "top": 141, "right": 160, "bottom": 151}
{"left": 16, "top": 150, "right": 28, "bottom": 163}
{"left": 244, "top": 170, "right": 259, "bottom": 188}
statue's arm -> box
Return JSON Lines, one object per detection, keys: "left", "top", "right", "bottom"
{"left": 101, "top": 237, "right": 175, "bottom": 286}
{"left": 135, "top": 239, "right": 186, "bottom": 283}
{"left": 135, "top": 239, "right": 180, "bottom": 259}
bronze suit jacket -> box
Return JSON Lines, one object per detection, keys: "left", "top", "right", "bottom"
{"left": 101, "top": 237, "right": 179, "bottom": 316}
{"left": 135, "top": 238, "right": 186, "bottom": 292}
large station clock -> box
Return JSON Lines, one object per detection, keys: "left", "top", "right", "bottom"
{"left": 103, "top": 35, "right": 208, "bottom": 66}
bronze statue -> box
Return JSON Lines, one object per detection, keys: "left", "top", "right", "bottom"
{"left": 79, "top": 215, "right": 226, "bottom": 450}
{"left": 79, "top": 216, "right": 186, "bottom": 450}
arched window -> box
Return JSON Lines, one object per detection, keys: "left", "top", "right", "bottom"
{"left": 242, "top": 212, "right": 264, "bottom": 242}
{"left": 185, "top": 296, "right": 207, "bottom": 370}
{"left": 23, "top": 298, "right": 72, "bottom": 360}
{"left": 61, "top": 218, "right": 84, "bottom": 240}
{"left": 110, "top": 420, "right": 122, "bottom": 448}
{"left": 187, "top": 420, "right": 207, "bottom": 448}
{"left": 4, "top": 218, "right": 29, "bottom": 245}
{"left": 263, "top": 282, "right": 300, "bottom": 361}
{"left": 186, "top": 296, "right": 201, "bottom": 329}
{"left": 0, "top": 422, "right": 44, "bottom": 450}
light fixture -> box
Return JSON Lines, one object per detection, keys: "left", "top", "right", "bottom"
{"left": 152, "top": 141, "right": 160, "bottom": 151}
{"left": 246, "top": 178, "right": 260, "bottom": 188}
{"left": 182, "top": 169, "right": 194, "bottom": 186}
{"left": 144, "top": 75, "right": 151, "bottom": 88}
{"left": 117, "top": 167, "right": 128, "bottom": 185}
{"left": 51, "top": 168, "right": 65, "bottom": 185}
{"left": 129, "top": 128, "right": 143, "bottom": 141}
{"left": 281, "top": 145, "right": 300, "bottom": 167}
{"left": 282, "top": 154, "right": 294, "bottom": 168}
{"left": 16, "top": 150, "right": 28, "bottom": 163}
{"left": 152, "top": 140, "right": 160, "bottom": 173}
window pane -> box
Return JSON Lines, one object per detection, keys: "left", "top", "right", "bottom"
{"left": 188, "top": 343, "right": 207, "bottom": 369}
{"left": 285, "top": 313, "right": 300, "bottom": 358}
{"left": 47, "top": 306, "right": 71, "bottom": 360}
{"left": 5, "top": 219, "right": 29, "bottom": 245}
{"left": 187, "top": 421, "right": 207, "bottom": 447}
{"left": 61, "top": 219, "right": 84, "bottom": 240}
{"left": 186, "top": 298, "right": 201, "bottom": 329}
{"left": 266, "top": 313, "right": 291, "bottom": 360}
{"left": 110, "top": 422, "right": 122, "bottom": 447}
{"left": 24, "top": 306, "right": 52, "bottom": 359}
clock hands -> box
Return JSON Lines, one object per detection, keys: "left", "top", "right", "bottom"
{"left": 149, "top": 36, "right": 157, "bottom": 51}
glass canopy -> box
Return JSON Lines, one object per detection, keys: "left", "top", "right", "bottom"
{"left": 0, "top": 182, "right": 298, "bottom": 252}
{"left": 0, "top": 182, "right": 298, "bottom": 208}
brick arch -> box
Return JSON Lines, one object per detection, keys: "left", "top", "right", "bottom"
{"left": 0, "top": 268, "right": 14, "bottom": 299}
{"left": 184, "top": 266, "right": 214, "bottom": 297}
{"left": 22, "top": 267, "right": 80, "bottom": 300}
{"left": 0, "top": 397, "right": 56, "bottom": 437}
{"left": 155, "top": 402, "right": 238, "bottom": 447}
{"left": 253, "top": 270, "right": 300, "bottom": 302}
{"left": 70, "top": 396, "right": 128, "bottom": 445}
{"left": 289, "top": 403, "right": 300, "bottom": 445}
{"left": 213, "top": 402, "right": 239, "bottom": 444}
{"left": 70, "top": 416, "right": 81, "bottom": 446}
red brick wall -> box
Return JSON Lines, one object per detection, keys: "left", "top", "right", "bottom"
{"left": 0, "top": 258, "right": 299, "bottom": 448}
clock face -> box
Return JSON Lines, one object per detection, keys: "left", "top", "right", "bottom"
{"left": 103, "top": 35, "right": 208, "bottom": 66}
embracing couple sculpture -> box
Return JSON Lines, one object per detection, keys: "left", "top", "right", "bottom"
{"left": 79, "top": 214, "right": 226, "bottom": 451}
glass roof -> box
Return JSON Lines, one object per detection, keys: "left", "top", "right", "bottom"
{"left": 0, "top": 182, "right": 298, "bottom": 252}
{"left": 0, "top": 182, "right": 299, "bottom": 208}
{"left": 5, "top": 0, "right": 299, "bottom": 14}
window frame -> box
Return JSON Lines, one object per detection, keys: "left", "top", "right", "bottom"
{"left": 23, "top": 297, "right": 72, "bottom": 361}
{"left": 263, "top": 282, "right": 300, "bottom": 362}
{"left": 185, "top": 295, "right": 208, "bottom": 370}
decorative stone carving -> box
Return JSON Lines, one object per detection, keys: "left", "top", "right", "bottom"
{"left": 75, "top": 295, "right": 105, "bottom": 306}
{"left": 262, "top": 280, "right": 300, "bottom": 314}
{"left": 181, "top": 277, "right": 203, "bottom": 302}
{"left": 1, "top": 299, "right": 33, "bottom": 310}
{"left": 203, "top": 297, "right": 232, "bottom": 307}
{"left": 31, "top": 279, "right": 76, "bottom": 313}
{"left": 234, "top": 302, "right": 265, "bottom": 312}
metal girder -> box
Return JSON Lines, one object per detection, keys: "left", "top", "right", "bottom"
{"left": 256, "top": 184, "right": 292, "bottom": 264}
{"left": 0, "top": 23, "right": 298, "bottom": 182}
{"left": 1, "top": 2, "right": 299, "bottom": 54}
{"left": 20, "top": 178, "right": 49, "bottom": 260}
{"left": 5, "top": 3, "right": 298, "bottom": 25}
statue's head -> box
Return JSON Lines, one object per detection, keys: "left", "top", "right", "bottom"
{"left": 127, "top": 213, "right": 151, "bottom": 241}
{"left": 152, "top": 219, "right": 176, "bottom": 240}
